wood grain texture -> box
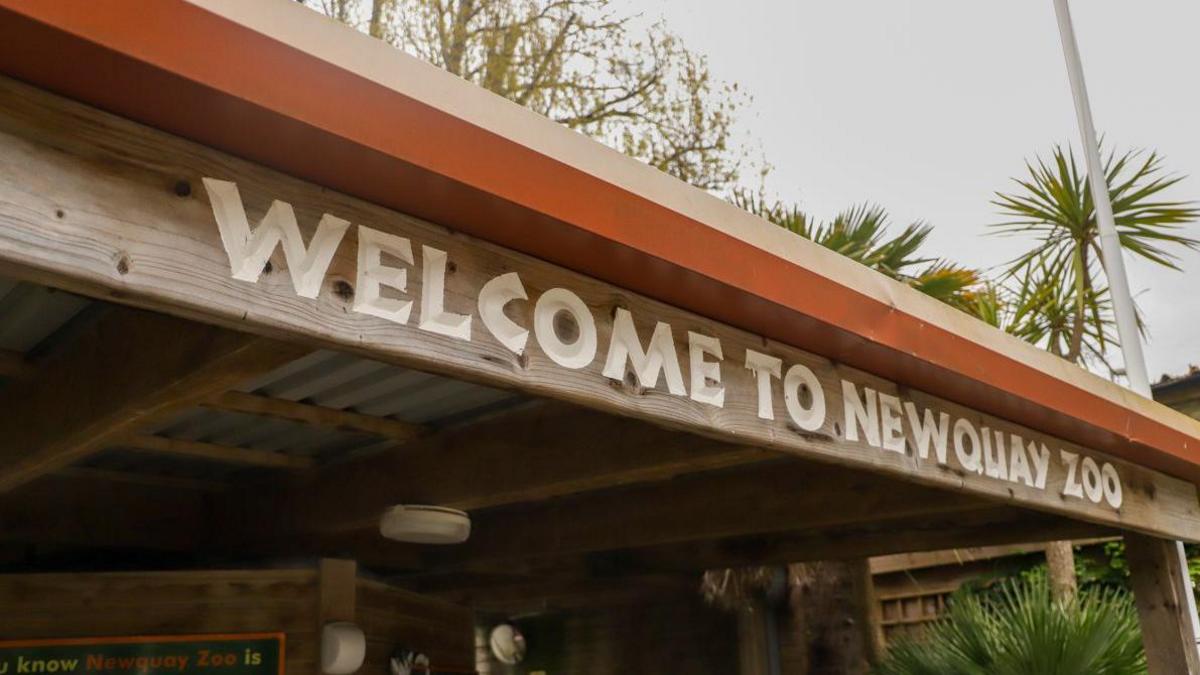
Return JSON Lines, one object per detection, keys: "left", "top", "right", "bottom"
{"left": 0, "top": 473, "right": 209, "bottom": 550}
{"left": 0, "top": 348, "right": 31, "bottom": 379}
{"left": 419, "top": 462, "right": 994, "bottom": 567}
{"left": 0, "top": 569, "right": 320, "bottom": 673}
{"left": 206, "top": 390, "right": 426, "bottom": 442}
{"left": 121, "top": 433, "right": 315, "bottom": 470}
{"left": 318, "top": 558, "right": 357, "bottom": 624}
{"left": 1125, "top": 533, "right": 1200, "bottom": 674}
{"left": 0, "top": 75, "right": 1194, "bottom": 539}
{"left": 259, "top": 402, "right": 775, "bottom": 534}
{"left": 0, "top": 304, "right": 307, "bottom": 493}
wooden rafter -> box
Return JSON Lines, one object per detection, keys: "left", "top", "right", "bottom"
{"left": 205, "top": 390, "right": 426, "bottom": 442}
{"left": 121, "top": 434, "right": 315, "bottom": 470}
{"left": 57, "top": 466, "right": 228, "bottom": 492}
{"left": 0, "top": 473, "right": 209, "bottom": 551}
{"left": 0, "top": 349, "right": 31, "bottom": 379}
{"left": 236, "top": 403, "right": 776, "bottom": 535}
{"left": 628, "top": 508, "right": 1111, "bottom": 574}
{"left": 0, "top": 306, "right": 308, "bottom": 492}
{"left": 418, "top": 461, "right": 995, "bottom": 569}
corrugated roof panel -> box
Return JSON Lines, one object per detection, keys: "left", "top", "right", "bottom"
{"left": 0, "top": 281, "right": 90, "bottom": 353}
{"left": 238, "top": 349, "right": 525, "bottom": 427}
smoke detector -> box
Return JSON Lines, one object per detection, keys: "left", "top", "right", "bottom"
{"left": 379, "top": 505, "right": 471, "bottom": 544}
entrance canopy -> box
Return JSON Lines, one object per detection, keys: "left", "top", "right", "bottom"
{"left": 0, "top": 0, "right": 1197, "bottom": 604}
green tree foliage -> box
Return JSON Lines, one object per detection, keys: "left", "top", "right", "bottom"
{"left": 731, "top": 190, "right": 982, "bottom": 311}
{"left": 992, "top": 145, "right": 1200, "bottom": 372}
{"left": 874, "top": 572, "right": 1146, "bottom": 675}
{"left": 307, "top": 0, "right": 752, "bottom": 192}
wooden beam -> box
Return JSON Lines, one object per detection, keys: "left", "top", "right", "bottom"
{"left": 121, "top": 434, "right": 315, "bottom": 470}
{"left": 205, "top": 390, "right": 426, "bottom": 442}
{"left": 625, "top": 508, "right": 1113, "bottom": 574}
{"left": 0, "top": 75, "right": 1193, "bottom": 540}
{"left": 245, "top": 403, "right": 775, "bottom": 535}
{"left": 56, "top": 466, "right": 228, "bottom": 492}
{"left": 318, "top": 558, "right": 358, "bottom": 625}
{"left": 1124, "top": 532, "right": 1200, "bottom": 674}
{"left": 868, "top": 537, "right": 1116, "bottom": 575}
{"left": 428, "top": 574, "right": 699, "bottom": 614}
{"left": 0, "top": 349, "right": 31, "bottom": 379}
{"left": 0, "top": 306, "right": 308, "bottom": 492}
{"left": 0, "top": 473, "right": 210, "bottom": 551}
{"left": 421, "top": 461, "right": 993, "bottom": 568}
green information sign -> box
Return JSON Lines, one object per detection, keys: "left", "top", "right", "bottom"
{"left": 0, "top": 634, "right": 284, "bottom": 675}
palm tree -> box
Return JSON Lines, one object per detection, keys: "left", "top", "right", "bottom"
{"left": 732, "top": 190, "right": 983, "bottom": 310}
{"left": 874, "top": 571, "right": 1146, "bottom": 675}
{"left": 992, "top": 145, "right": 1200, "bottom": 602}
{"left": 993, "top": 145, "right": 1199, "bottom": 370}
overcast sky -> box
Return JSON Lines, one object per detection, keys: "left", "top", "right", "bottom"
{"left": 617, "top": 0, "right": 1200, "bottom": 382}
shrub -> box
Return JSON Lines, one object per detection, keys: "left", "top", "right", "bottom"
{"left": 874, "top": 571, "right": 1145, "bottom": 675}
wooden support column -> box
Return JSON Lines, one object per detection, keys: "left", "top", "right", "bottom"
{"left": 318, "top": 558, "right": 358, "bottom": 625}
{"left": 1125, "top": 533, "right": 1200, "bottom": 674}
{"left": 738, "top": 599, "right": 772, "bottom": 675}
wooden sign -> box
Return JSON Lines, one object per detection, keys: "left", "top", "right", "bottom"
{"left": 0, "top": 635, "right": 284, "bottom": 675}
{"left": 0, "top": 75, "right": 1196, "bottom": 540}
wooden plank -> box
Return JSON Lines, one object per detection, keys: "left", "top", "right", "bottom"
{"left": 0, "top": 75, "right": 1194, "bottom": 539}
{"left": 121, "top": 433, "right": 315, "bottom": 470}
{"left": 57, "top": 466, "right": 228, "bottom": 492}
{"left": 0, "top": 348, "right": 31, "bottom": 379}
{"left": 260, "top": 402, "right": 774, "bottom": 534}
{"left": 0, "top": 473, "right": 209, "bottom": 550}
{"left": 206, "top": 390, "right": 426, "bottom": 442}
{"left": 421, "top": 461, "right": 993, "bottom": 568}
{"left": 318, "top": 558, "right": 358, "bottom": 624}
{"left": 1124, "top": 533, "right": 1200, "bottom": 674}
{"left": 628, "top": 508, "right": 1113, "bottom": 574}
{"left": 0, "top": 304, "right": 308, "bottom": 493}
{"left": 868, "top": 537, "right": 1116, "bottom": 575}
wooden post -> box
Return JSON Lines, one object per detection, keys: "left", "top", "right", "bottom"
{"left": 737, "top": 599, "right": 771, "bottom": 675}
{"left": 317, "top": 559, "right": 358, "bottom": 675}
{"left": 318, "top": 558, "right": 358, "bottom": 625}
{"left": 1125, "top": 533, "right": 1200, "bottom": 674}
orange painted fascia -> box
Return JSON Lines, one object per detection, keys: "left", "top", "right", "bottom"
{"left": 0, "top": 0, "right": 1197, "bottom": 483}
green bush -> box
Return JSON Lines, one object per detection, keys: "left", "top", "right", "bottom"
{"left": 874, "top": 571, "right": 1145, "bottom": 675}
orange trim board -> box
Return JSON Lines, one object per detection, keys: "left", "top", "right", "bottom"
{"left": 0, "top": 634, "right": 286, "bottom": 675}
{"left": 1, "top": 0, "right": 1199, "bottom": 484}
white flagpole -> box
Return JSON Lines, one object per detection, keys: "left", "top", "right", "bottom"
{"left": 1051, "top": 0, "right": 1200, "bottom": 650}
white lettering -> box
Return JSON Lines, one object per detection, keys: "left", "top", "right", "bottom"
{"left": 478, "top": 272, "right": 528, "bottom": 354}
{"left": 842, "top": 381, "right": 880, "bottom": 447}
{"left": 687, "top": 332, "right": 725, "bottom": 407}
{"left": 533, "top": 288, "right": 597, "bottom": 369}
{"left": 204, "top": 177, "right": 349, "bottom": 298}
{"left": 1080, "top": 456, "right": 1103, "bottom": 503}
{"left": 878, "top": 392, "right": 905, "bottom": 454}
{"left": 418, "top": 245, "right": 472, "bottom": 340}
{"left": 1008, "top": 435, "right": 1035, "bottom": 487}
{"left": 1061, "top": 450, "right": 1083, "bottom": 498}
{"left": 953, "top": 418, "right": 982, "bottom": 473}
{"left": 904, "top": 402, "right": 950, "bottom": 465}
{"left": 982, "top": 427, "right": 1008, "bottom": 481}
{"left": 1102, "top": 463, "right": 1123, "bottom": 509}
{"left": 602, "top": 308, "right": 686, "bottom": 396}
{"left": 354, "top": 225, "right": 414, "bottom": 323}
{"left": 783, "top": 364, "right": 825, "bottom": 431}
{"left": 744, "top": 350, "right": 782, "bottom": 420}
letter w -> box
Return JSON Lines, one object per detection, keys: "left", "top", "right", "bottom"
{"left": 203, "top": 178, "right": 350, "bottom": 298}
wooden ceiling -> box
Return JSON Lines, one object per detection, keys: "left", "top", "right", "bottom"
{"left": 0, "top": 290, "right": 1111, "bottom": 613}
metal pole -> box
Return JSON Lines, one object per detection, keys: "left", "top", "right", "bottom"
{"left": 1052, "top": 0, "right": 1200, "bottom": 651}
